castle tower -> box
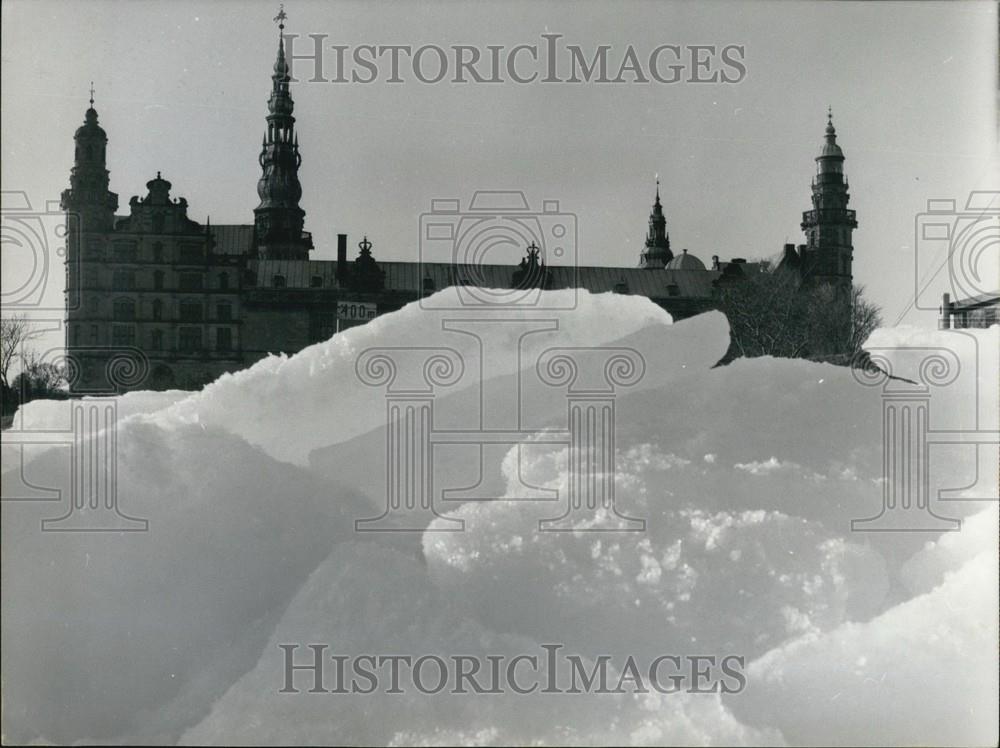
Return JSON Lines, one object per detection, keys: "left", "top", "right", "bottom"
{"left": 799, "top": 109, "right": 857, "bottom": 289}
{"left": 639, "top": 179, "right": 673, "bottom": 269}
{"left": 61, "top": 88, "right": 120, "bottom": 386}
{"left": 60, "top": 86, "right": 118, "bottom": 232}
{"left": 253, "top": 8, "right": 312, "bottom": 260}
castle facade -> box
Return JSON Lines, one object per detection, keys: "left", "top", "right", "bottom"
{"left": 61, "top": 21, "right": 857, "bottom": 393}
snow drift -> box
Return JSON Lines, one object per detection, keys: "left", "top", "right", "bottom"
{"left": 2, "top": 290, "right": 997, "bottom": 746}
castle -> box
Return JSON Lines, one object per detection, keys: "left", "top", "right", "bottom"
{"left": 60, "top": 19, "right": 857, "bottom": 394}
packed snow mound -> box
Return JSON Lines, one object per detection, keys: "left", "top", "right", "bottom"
{"left": 0, "top": 389, "right": 189, "bottom": 474}
{"left": 735, "top": 511, "right": 998, "bottom": 746}
{"left": 8, "top": 388, "right": 189, "bottom": 432}
{"left": 182, "top": 542, "right": 783, "bottom": 747}
{"left": 150, "top": 290, "right": 677, "bottom": 466}
{"left": 2, "top": 290, "right": 997, "bottom": 745}
{"left": 2, "top": 421, "right": 371, "bottom": 744}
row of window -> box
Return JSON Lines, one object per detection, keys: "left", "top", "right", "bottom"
{"left": 86, "top": 240, "right": 206, "bottom": 264}
{"left": 74, "top": 325, "right": 234, "bottom": 353}
{"left": 97, "top": 269, "right": 233, "bottom": 291}
{"left": 110, "top": 298, "right": 233, "bottom": 322}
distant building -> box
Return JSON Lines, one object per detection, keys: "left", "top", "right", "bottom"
{"left": 61, "top": 18, "right": 856, "bottom": 393}
{"left": 940, "top": 292, "right": 1000, "bottom": 329}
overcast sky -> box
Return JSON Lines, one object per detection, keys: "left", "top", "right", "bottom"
{"left": 2, "top": 0, "right": 996, "bottom": 346}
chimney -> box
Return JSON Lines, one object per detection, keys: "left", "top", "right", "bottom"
{"left": 711, "top": 254, "right": 720, "bottom": 270}
{"left": 939, "top": 293, "right": 952, "bottom": 329}
{"left": 337, "top": 233, "right": 348, "bottom": 282}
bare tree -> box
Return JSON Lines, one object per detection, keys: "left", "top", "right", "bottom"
{"left": 1, "top": 314, "right": 39, "bottom": 391}
{"left": 12, "top": 350, "right": 68, "bottom": 403}
{"left": 716, "top": 266, "right": 812, "bottom": 361}
{"left": 716, "top": 269, "right": 882, "bottom": 367}
{"left": 805, "top": 283, "right": 883, "bottom": 362}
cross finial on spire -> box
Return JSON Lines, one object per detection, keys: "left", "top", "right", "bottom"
{"left": 274, "top": 3, "right": 287, "bottom": 30}
{"left": 89, "top": 81, "right": 94, "bottom": 107}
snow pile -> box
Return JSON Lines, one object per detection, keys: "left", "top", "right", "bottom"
{"left": 736, "top": 512, "right": 998, "bottom": 746}
{"left": 2, "top": 291, "right": 997, "bottom": 746}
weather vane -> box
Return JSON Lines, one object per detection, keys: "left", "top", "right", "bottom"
{"left": 89, "top": 81, "right": 94, "bottom": 106}
{"left": 273, "top": 3, "right": 287, "bottom": 29}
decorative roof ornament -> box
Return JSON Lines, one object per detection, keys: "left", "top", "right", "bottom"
{"left": 349, "top": 234, "right": 385, "bottom": 292}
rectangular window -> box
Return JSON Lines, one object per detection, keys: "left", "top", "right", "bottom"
{"left": 151, "top": 329, "right": 163, "bottom": 351}
{"left": 113, "top": 298, "right": 136, "bottom": 320}
{"left": 179, "top": 328, "right": 202, "bottom": 352}
{"left": 179, "top": 301, "right": 202, "bottom": 321}
{"left": 113, "top": 242, "right": 138, "bottom": 263}
{"left": 112, "top": 324, "right": 135, "bottom": 347}
{"left": 216, "top": 327, "right": 233, "bottom": 352}
{"left": 216, "top": 302, "right": 232, "bottom": 321}
{"left": 179, "top": 273, "right": 204, "bottom": 290}
{"left": 112, "top": 269, "right": 135, "bottom": 290}
{"left": 178, "top": 244, "right": 203, "bottom": 264}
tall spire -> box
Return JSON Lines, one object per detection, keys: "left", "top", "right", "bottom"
{"left": 253, "top": 4, "right": 312, "bottom": 259}
{"left": 639, "top": 177, "right": 672, "bottom": 269}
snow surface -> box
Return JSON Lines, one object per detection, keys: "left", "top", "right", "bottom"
{"left": 2, "top": 290, "right": 997, "bottom": 745}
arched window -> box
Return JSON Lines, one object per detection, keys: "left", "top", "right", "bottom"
{"left": 152, "top": 299, "right": 163, "bottom": 321}
{"left": 113, "top": 298, "right": 136, "bottom": 321}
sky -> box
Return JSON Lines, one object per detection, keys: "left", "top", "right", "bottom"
{"left": 1, "top": 0, "right": 997, "bottom": 355}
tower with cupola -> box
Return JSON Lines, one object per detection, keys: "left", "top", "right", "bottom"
{"left": 799, "top": 109, "right": 857, "bottom": 290}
